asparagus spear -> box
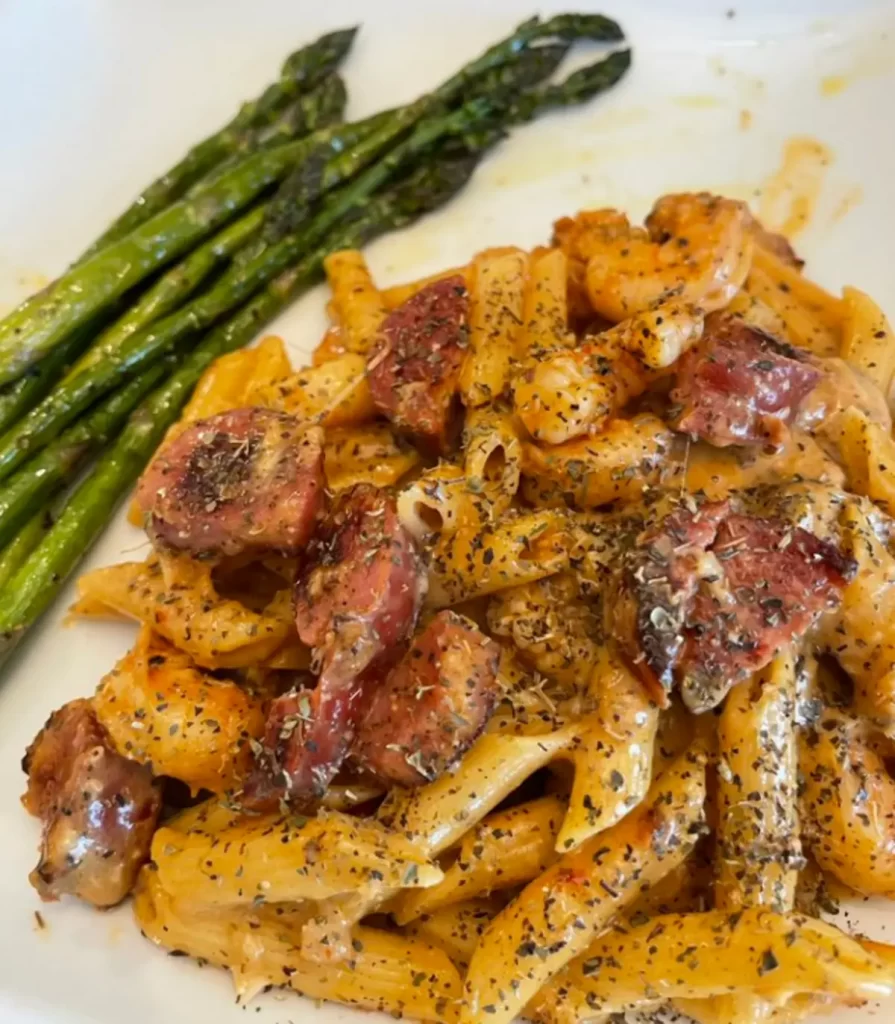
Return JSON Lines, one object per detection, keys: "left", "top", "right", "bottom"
{"left": 510, "top": 47, "right": 632, "bottom": 122}
{"left": 0, "top": 327, "right": 94, "bottom": 436}
{"left": 0, "top": 507, "right": 53, "bottom": 593}
{"left": 80, "top": 29, "right": 357, "bottom": 257}
{"left": 264, "top": 41, "right": 570, "bottom": 239}
{"left": 0, "top": 150, "right": 482, "bottom": 651}
{"left": 0, "top": 98, "right": 497, "bottom": 483}
{"left": 0, "top": 357, "right": 177, "bottom": 550}
{"left": 262, "top": 14, "right": 623, "bottom": 237}
{"left": 63, "top": 205, "right": 267, "bottom": 383}
{"left": 0, "top": 137, "right": 328, "bottom": 389}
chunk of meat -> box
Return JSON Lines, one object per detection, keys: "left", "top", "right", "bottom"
{"left": 366, "top": 275, "right": 469, "bottom": 453}
{"left": 295, "top": 484, "right": 427, "bottom": 681}
{"left": 241, "top": 673, "right": 364, "bottom": 808}
{"left": 671, "top": 313, "right": 820, "bottom": 448}
{"left": 679, "top": 513, "right": 855, "bottom": 711}
{"left": 609, "top": 498, "right": 730, "bottom": 704}
{"left": 353, "top": 611, "right": 501, "bottom": 787}
{"left": 246, "top": 486, "right": 426, "bottom": 804}
{"left": 22, "top": 699, "right": 161, "bottom": 907}
{"left": 137, "top": 408, "right": 324, "bottom": 556}
{"left": 609, "top": 499, "right": 855, "bottom": 711}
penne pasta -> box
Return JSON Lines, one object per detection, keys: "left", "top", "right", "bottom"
{"left": 460, "top": 748, "right": 707, "bottom": 1024}
{"left": 397, "top": 464, "right": 488, "bottom": 541}
{"left": 840, "top": 285, "right": 895, "bottom": 397}
{"left": 135, "top": 868, "right": 463, "bottom": 1020}
{"left": 554, "top": 643, "right": 658, "bottom": 851}
{"left": 390, "top": 796, "right": 564, "bottom": 925}
{"left": 73, "top": 554, "right": 295, "bottom": 669}
{"left": 532, "top": 909, "right": 895, "bottom": 1023}
{"left": 520, "top": 247, "right": 572, "bottom": 357}
{"left": 323, "top": 249, "right": 388, "bottom": 356}
{"left": 402, "top": 898, "right": 501, "bottom": 966}
{"left": 426, "top": 509, "right": 570, "bottom": 607}
{"left": 253, "top": 352, "right": 375, "bottom": 428}
{"left": 821, "top": 404, "right": 895, "bottom": 515}
{"left": 324, "top": 422, "right": 420, "bottom": 492}
{"left": 462, "top": 403, "right": 523, "bottom": 514}
{"left": 152, "top": 799, "right": 442, "bottom": 908}
{"left": 460, "top": 248, "right": 528, "bottom": 407}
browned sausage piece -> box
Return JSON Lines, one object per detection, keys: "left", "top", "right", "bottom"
{"left": 136, "top": 408, "right": 324, "bottom": 556}
{"left": 608, "top": 499, "right": 855, "bottom": 712}
{"left": 244, "top": 486, "right": 426, "bottom": 805}
{"left": 679, "top": 513, "right": 855, "bottom": 711}
{"left": 671, "top": 313, "right": 820, "bottom": 448}
{"left": 352, "top": 610, "right": 501, "bottom": 787}
{"left": 608, "top": 498, "right": 730, "bottom": 705}
{"left": 22, "top": 699, "right": 161, "bottom": 908}
{"left": 295, "top": 483, "right": 426, "bottom": 684}
{"left": 366, "top": 275, "right": 469, "bottom": 453}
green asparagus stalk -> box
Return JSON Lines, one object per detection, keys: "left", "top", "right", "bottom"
{"left": 0, "top": 507, "right": 53, "bottom": 593}
{"left": 80, "top": 29, "right": 357, "bottom": 257}
{"left": 264, "top": 41, "right": 571, "bottom": 239}
{"left": 0, "top": 327, "right": 94, "bottom": 436}
{"left": 0, "top": 357, "right": 177, "bottom": 550}
{"left": 0, "top": 150, "right": 483, "bottom": 651}
{"left": 0, "top": 137, "right": 324, "bottom": 389}
{"left": 0, "top": 98, "right": 497, "bottom": 483}
{"left": 183, "top": 74, "right": 351, "bottom": 196}
{"left": 62, "top": 205, "right": 267, "bottom": 383}
{"left": 509, "top": 47, "right": 631, "bottom": 122}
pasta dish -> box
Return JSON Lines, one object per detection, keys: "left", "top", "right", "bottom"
{"left": 21, "top": 192, "right": 895, "bottom": 1024}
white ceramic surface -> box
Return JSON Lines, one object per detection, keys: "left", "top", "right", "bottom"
{"left": 1, "top": 1, "right": 894, "bottom": 1021}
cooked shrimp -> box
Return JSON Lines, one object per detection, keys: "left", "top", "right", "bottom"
{"left": 514, "top": 302, "right": 703, "bottom": 444}
{"left": 585, "top": 193, "right": 753, "bottom": 322}
{"left": 800, "top": 708, "right": 895, "bottom": 897}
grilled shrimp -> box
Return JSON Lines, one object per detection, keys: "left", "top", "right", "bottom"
{"left": 585, "top": 193, "right": 753, "bottom": 322}
{"left": 514, "top": 302, "right": 703, "bottom": 444}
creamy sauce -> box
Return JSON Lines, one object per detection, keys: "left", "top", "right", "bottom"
{"left": 758, "top": 136, "right": 833, "bottom": 239}
{"left": 832, "top": 184, "right": 864, "bottom": 223}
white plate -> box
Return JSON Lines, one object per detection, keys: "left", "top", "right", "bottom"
{"left": 1, "top": 1, "right": 894, "bottom": 1022}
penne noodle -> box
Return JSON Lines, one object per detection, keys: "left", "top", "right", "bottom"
{"left": 554, "top": 643, "right": 658, "bottom": 851}
{"left": 391, "top": 796, "right": 564, "bottom": 925}
{"left": 74, "top": 554, "right": 294, "bottom": 669}
{"left": 324, "top": 422, "right": 420, "bottom": 492}
{"left": 460, "top": 748, "right": 707, "bottom": 1024}
{"left": 744, "top": 246, "right": 843, "bottom": 355}
{"left": 135, "top": 869, "right": 463, "bottom": 1020}
{"left": 397, "top": 464, "right": 488, "bottom": 541}
{"left": 152, "top": 799, "right": 442, "bottom": 908}
{"left": 708, "top": 650, "right": 801, "bottom": 1024}
{"left": 840, "top": 285, "right": 895, "bottom": 397}
{"left": 402, "top": 898, "right": 501, "bottom": 966}
{"left": 323, "top": 249, "right": 388, "bottom": 356}
{"left": 818, "top": 499, "right": 895, "bottom": 730}
{"left": 821, "top": 404, "right": 895, "bottom": 515}
{"left": 532, "top": 909, "right": 895, "bottom": 1023}
{"left": 520, "top": 247, "right": 572, "bottom": 357}
{"left": 252, "top": 352, "right": 375, "bottom": 428}
{"left": 714, "top": 650, "right": 801, "bottom": 912}
{"left": 426, "top": 509, "right": 570, "bottom": 607}
{"left": 799, "top": 706, "right": 895, "bottom": 896}
{"left": 462, "top": 404, "right": 523, "bottom": 514}
{"left": 460, "top": 248, "right": 528, "bottom": 408}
